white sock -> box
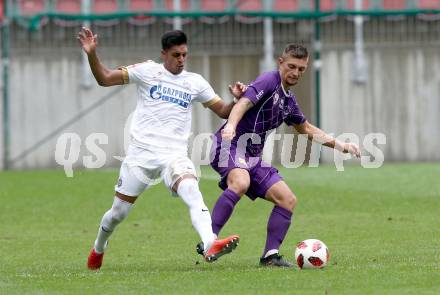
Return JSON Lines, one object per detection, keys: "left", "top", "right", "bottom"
{"left": 94, "top": 197, "right": 133, "bottom": 253}
{"left": 264, "top": 249, "right": 279, "bottom": 258}
{"left": 177, "top": 178, "right": 216, "bottom": 251}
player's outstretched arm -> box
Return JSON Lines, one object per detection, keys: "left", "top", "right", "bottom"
{"left": 77, "top": 27, "right": 124, "bottom": 87}
{"left": 207, "top": 82, "right": 247, "bottom": 119}
{"left": 294, "top": 121, "right": 361, "bottom": 158}
{"left": 221, "top": 97, "right": 253, "bottom": 141}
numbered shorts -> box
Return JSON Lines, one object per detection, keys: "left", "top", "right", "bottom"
{"left": 115, "top": 145, "right": 198, "bottom": 197}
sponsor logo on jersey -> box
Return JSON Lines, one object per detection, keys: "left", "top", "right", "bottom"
{"left": 256, "top": 90, "right": 264, "bottom": 100}
{"left": 149, "top": 84, "right": 192, "bottom": 108}
{"left": 150, "top": 85, "right": 161, "bottom": 100}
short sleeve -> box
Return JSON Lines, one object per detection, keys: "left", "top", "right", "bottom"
{"left": 243, "top": 71, "right": 278, "bottom": 105}
{"left": 192, "top": 74, "right": 219, "bottom": 107}
{"left": 120, "top": 60, "right": 155, "bottom": 84}
{"left": 284, "top": 96, "right": 307, "bottom": 126}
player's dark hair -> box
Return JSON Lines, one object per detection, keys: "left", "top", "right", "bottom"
{"left": 161, "top": 30, "right": 187, "bottom": 50}
{"left": 283, "top": 44, "right": 308, "bottom": 59}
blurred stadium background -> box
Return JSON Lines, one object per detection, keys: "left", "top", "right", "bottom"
{"left": 1, "top": 0, "right": 439, "bottom": 171}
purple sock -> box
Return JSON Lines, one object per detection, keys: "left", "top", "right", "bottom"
{"left": 263, "top": 205, "right": 292, "bottom": 257}
{"left": 211, "top": 189, "right": 241, "bottom": 235}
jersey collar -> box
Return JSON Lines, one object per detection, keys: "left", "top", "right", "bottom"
{"left": 161, "top": 64, "right": 186, "bottom": 76}
{"left": 278, "top": 71, "right": 290, "bottom": 96}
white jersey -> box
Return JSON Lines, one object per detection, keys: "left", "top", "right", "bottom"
{"left": 121, "top": 60, "right": 220, "bottom": 153}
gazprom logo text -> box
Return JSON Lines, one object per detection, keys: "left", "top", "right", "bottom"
{"left": 149, "top": 84, "right": 192, "bottom": 108}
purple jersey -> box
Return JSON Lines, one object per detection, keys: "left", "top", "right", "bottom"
{"left": 215, "top": 70, "right": 306, "bottom": 157}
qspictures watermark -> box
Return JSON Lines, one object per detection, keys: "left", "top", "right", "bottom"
{"left": 54, "top": 131, "right": 386, "bottom": 178}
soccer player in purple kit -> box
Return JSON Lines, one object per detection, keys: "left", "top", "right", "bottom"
{"left": 206, "top": 44, "right": 361, "bottom": 267}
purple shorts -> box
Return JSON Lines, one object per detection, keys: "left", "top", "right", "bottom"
{"left": 210, "top": 138, "right": 283, "bottom": 201}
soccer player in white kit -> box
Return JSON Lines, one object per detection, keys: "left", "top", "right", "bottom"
{"left": 77, "top": 27, "right": 243, "bottom": 270}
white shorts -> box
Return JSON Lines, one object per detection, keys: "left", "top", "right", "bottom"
{"left": 115, "top": 145, "right": 198, "bottom": 197}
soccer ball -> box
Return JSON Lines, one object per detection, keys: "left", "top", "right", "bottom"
{"left": 294, "top": 239, "right": 329, "bottom": 269}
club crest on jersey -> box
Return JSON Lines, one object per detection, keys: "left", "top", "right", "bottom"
{"left": 149, "top": 84, "right": 191, "bottom": 108}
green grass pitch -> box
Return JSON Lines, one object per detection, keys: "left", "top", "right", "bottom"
{"left": 1, "top": 163, "right": 439, "bottom": 294}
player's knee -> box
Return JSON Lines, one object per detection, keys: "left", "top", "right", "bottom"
{"left": 276, "top": 193, "right": 296, "bottom": 211}
{"left": 110, "top": 210, "right": 126, "bottom": 223}
{"left": 110, "top": 203, "right": 131, "bottom": 223}
{"left": 228, "top": 178, "right": 250, "bottom": 196}
{"left": 177, "top": 178, "right": 205, "bottom": 209}
{"left": 285, "top": 194, "right": 297, "bottom": 211}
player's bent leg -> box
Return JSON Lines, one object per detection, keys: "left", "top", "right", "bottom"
{"left": 175, "top": 176, "right": 216, "bottom": 252}
{"left": 175, "top": 175, "right": 240, "bottom": 262}
{"left": 265, "top": 180, "right": 297, "bottom": 211}
{"left": 226, "top": 168, "right": 251, "bottom": 196}
{"left": 87, "top": 162, "right": 148, "bottom": 270}
{"left": 166, "top": 157, "right": 217, "bottom": 250}
{"left": 95, "top": 194, "right": 136, "bottom": 248}
{"left": 88, "top": 194, "right": 135, "bottom": 270}
{"left": 259, "top": 181, "right": 297, "bottom": 268}
{"left": 170, "top": 161, "right": 240, "bottom": 262}
{"left": 211, "top": 168, "right": 250, "bottom": 235}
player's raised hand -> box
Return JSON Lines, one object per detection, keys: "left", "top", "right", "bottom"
{"left": 229, "top": 81, "right": 247, "bottom": 99}
{"left": 222, "top": 123, "right": 236, "bottom": 141}
{"left": 77, "top": 27, "right": 98, "bottom": 54}
{"left": 343, "top": 142, "right": 361, "bottom": 158}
